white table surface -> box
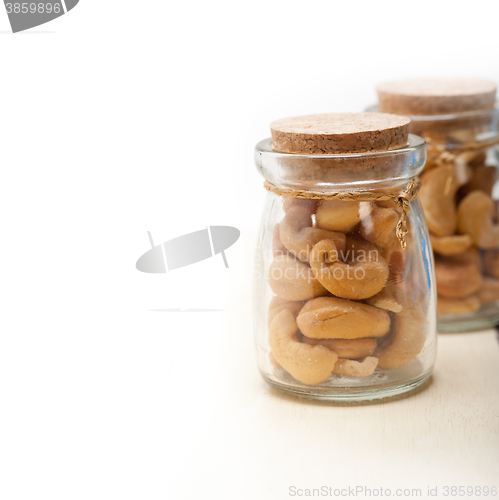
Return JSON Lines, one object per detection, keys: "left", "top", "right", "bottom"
{"left": 3, "top": 229, "right": 497, "bottom": 500}
{"left": 166, "top": 290, "right": 499, "bottom": 499}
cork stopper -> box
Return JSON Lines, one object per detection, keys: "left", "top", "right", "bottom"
{"left": 270, "top": 113, "right": 410, "bottom": 155}
{"left": 377, "top": 78, "right": 497, "bottom": 116}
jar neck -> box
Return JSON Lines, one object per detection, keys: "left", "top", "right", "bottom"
{"left": 368, "top": 104, "right": 499, "bottom": 152}
{"left": 255, "top": 135, "right": 426, "bottom": 193}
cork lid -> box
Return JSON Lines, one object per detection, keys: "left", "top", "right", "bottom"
{"left": 377, "top": 78, "right": 497, "bottom": 116}
{"left": 270, "top": 112, "right": 410, "bottom": 154}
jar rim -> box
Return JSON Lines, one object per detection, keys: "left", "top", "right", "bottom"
{"left": 366, "top": 103, "right": 499, "bottom": 123}
{"left": 255, "top": 134, "right": 426, "bottom": 160}
{"left": 255, "top": 134, "right": 427, "bottom": 191}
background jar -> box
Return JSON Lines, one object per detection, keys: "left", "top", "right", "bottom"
{"left": 253, "top": 113, "right": 437, "bottom": 401}
{"left": 372, "top": 79, "right": 499, "bottom": 332}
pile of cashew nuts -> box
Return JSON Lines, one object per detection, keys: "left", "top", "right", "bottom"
{"left": 267, "top": 197, "right": 426, "bottom": 385}
{"left": 420, "top": 141, "right": 499, "bottom": 316}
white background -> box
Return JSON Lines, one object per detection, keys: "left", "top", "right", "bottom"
{"left": 0, "top": 1, "right": 498, "bottom": 499}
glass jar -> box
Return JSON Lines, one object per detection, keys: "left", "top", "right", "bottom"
{"left": 253, "top": 123, "right": 437, "bottom": 401}
{"left": 371, "top": 79, "right": 499, "bottom": 332}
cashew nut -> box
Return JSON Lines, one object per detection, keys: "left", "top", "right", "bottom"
{"left": 421, "top": 129, "right": 448, "bottom": 146}
{"left": 438, "top": 295, "right": 481, "bottom": 316}
{"left": 447, "top": 128, "right": 483, "bottom": 145}
{"left": 365, "top": 284, "right": 403, "bottom": 313}
{"left": 299, "top": 334, "right": 377, "bottom": 359}
{"left": 375, "top": 199, "right": 398, "bottom": 209}
{"left": 268, "top": 296, "right": 305, "bottom": 325}
{"left": 419, "top": 164, "right": 458, "bottom": 237}
{"left": 429, "top": 234, "right": 473, "bottom": 256}
{"left": 272, "top": 223, "right": 288, "bottom": 257}
{"left": 310, "top": 238, "right": 389, "bottom": 300}
{"left": 316, "top": 200, "right": 372, "bottom": 233}
{"left": 283, "top": 198, "right": 317, "bottom": 217}
{"left": 380, "top": 247, "right": 407, "bottom": 282}
{"left": 376, "top": 305, "right": 427, "bottom": 370}
{"left": 444, "top": 247, "right": 481, "bottom": 268}
{"left": 484, "top": 249, "right": 499, "bottom": 279}
{"left": 478, "top": 278, "right": 499, "bottom": 304}
{"left": 332, "top": 357, "right": 379, "bottom": 377}
{"left": 268, "top": 254, "right": 328, "bottom": 301}
{"left": 296, "top": 296, "right": 390, "bottom": 339}
{"left": 434, "top": 258, "right": 482, "bottom": 299}
{"left": 450, "top": 151, "right": 476, "bottom": 188}
{"left": 463, "top": 164, "right": 497, "bottom": 197}
{"left": 279, "top": 205, "right": 346, "bottom": 262}
{"left": 457, "top": 191, "right": 499, "bottom": 249}
{"left": 469, "top": 152, "right": 487, "bottom": 168}
{"left": 360, "top": 206, "right": 400, "bottom": 249}
{"left": 269, "top": 353, "right": 283, "bottom": 371}
{"left": 269, "top": 309, "right": 338, "bottom": 385}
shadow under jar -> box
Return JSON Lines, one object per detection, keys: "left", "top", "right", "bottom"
{"left": 373, "top": 78, "right": 499, "bottom": 332}
{"left": 253, "top": 113, "right": 437, "bottom": 402}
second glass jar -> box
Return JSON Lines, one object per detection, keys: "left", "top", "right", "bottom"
{"left": 372, "top": 79, "right": 499, "bottom": 331}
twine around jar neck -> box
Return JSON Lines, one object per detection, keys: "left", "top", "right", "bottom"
{"left": 263, "top": 177, "right": 422, "bottom": 249}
